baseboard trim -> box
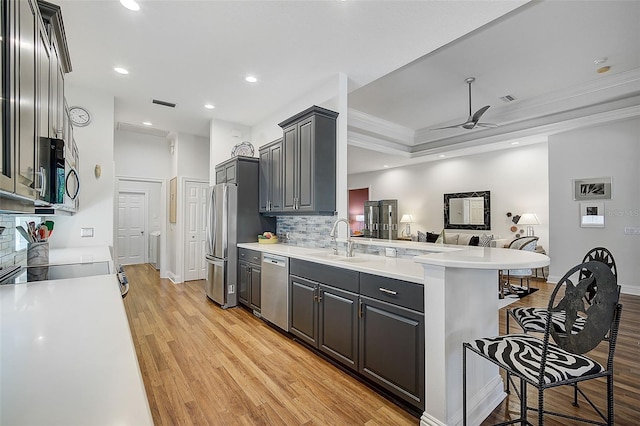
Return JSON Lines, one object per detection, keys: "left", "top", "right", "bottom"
{"left": 168, "top": 273, "right": 181, "bottom": 284}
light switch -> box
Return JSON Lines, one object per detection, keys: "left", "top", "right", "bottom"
{"left": 81, "top": 228, "right": 94, "bottom": 238}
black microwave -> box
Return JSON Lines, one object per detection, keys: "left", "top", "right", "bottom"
{"left": 37, "top": 137, "right": 66, "bottom": 204}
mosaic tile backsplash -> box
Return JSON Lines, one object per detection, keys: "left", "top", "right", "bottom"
{"left": 0, "top": 215, "right": 27, "bottom": 268}
{"left": 275, "top": 215, "right": 433, "bottom": 259}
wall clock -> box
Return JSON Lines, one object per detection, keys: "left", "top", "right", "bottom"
{"left": 69, "top": 106, "right": 92, "bottom": 127}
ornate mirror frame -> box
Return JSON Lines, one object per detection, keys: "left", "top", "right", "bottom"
{"left": 444, "top": 190, "right": 491, "bottom": 230}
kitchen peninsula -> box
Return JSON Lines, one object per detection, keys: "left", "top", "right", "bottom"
{"left": 240, "top": 241, "right": 549, "bottom": 426}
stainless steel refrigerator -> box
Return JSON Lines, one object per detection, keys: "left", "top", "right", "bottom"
{"left": 205, "top": 183, "right": 239, "bottom": 308}
{"left": 205, "top": 158, "right": 275, "bottom": 308}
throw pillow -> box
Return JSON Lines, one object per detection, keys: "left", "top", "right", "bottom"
{"left": 417, "top": 230, "right": 426, "bottom": 242}
{"left": 457, "top": 234, "right": 473, "bottom": 245}
{"left": 445, "top": 233, "right": 460, "bottom": 245}
{"left": 426, "top": 232, "right": 439, "bottom": 243}
{"left": 435, "top": 229, "right": 445, "bottom": 244}
{"left": 478, "top": 233, "right": 493, "bottom": 247}
{"left": 469, "top": 236, "right": 480, "bottom": 246}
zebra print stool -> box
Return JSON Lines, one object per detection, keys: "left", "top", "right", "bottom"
{"left": 463, "top": 260, "right": 622, "bottom": 426}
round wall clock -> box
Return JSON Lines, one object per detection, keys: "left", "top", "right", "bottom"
{"left": 69, "top": 106, "right": 92, "bottom": 127}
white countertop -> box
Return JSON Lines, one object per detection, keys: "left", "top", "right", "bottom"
{"left": 48, "top": 246, "right": 114, "bottom": 272}
{"left": 238, "top": 242, "right": 425, "bottom": 283}
{"left": 0, "top": 275, "right": 153, "bottom": 425}
{"left": 238, "top": 242, "right": 550, "bottom": 283}
{"left": 414, "top": 246, "right": 550, "bottom": 269}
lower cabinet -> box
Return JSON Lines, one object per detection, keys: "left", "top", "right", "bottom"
{"left": 358, "top": 295, "right": 424, "bottom": 409}
{"left": 238, "top": 248, "right": 261, "bottom": 311}
{"left": 290, "top": 274, "right": 359, "bottom": 369}
{"left": 288, "top": 259, "right": 424, "bottom": 410}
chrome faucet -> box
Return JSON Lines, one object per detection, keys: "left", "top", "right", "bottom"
{"left": 329, "top": 218, "right": 355, "bottom": 257}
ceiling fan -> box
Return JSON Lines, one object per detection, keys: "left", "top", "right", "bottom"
{"left": 432, "top": 77, "right": 497, "bottom": 130}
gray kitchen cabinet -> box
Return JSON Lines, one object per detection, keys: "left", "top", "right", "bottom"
{"left": 15, "top": 0, "right": 38, "bottom": 200}
{"left": 277, "top": 105, "right": 338, "bottom": 215}
{"left": 289, "top": 259, "right": 359, "bottom": 369}
{"left": 238, "top": 248, "right": 261, "bottom": 311}
{"left": 215, "top": 159, "right": 237, "bottom": 184}
{"left": 39, "top": 0, "right": 71, "bottom": 139}
{"left": 358, "top": 274, "right": 425, "bottom": 410}
{"left": 258, "top": 138, "right": 283, "bottom": 213}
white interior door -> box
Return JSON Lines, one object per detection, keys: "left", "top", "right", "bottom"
{"left": 117, "top": 191, "right": 147, "bottom": 265}
{"left": 184, "top": 181, "right": 208, "bottom": 281}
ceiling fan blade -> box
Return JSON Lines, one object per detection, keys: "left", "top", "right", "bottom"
{"left": 471, "top": 105, "right": 490, "bottom": 123}
{"left": 430, "top": 122, "right": 467, "bottom": 130}
{"left": 476, "top": 122, "right": 498, "bottom": 128}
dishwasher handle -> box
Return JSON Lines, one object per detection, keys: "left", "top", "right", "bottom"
{"left": 263, "top": 255, "right": 287, "bottom": 267}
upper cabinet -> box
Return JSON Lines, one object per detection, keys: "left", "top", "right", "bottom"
{"left": 260, "top": 106, "right": 338, "bottom": 216}
{"left": 258, "top": 138, "right": 283, "bottom": 213}
{"left": 0, "top": 0, "right": 72, "bottom": 213}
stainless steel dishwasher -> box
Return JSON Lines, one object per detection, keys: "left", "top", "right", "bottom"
{"left": 261, "top": 253, "right": 290, "bottom": 331}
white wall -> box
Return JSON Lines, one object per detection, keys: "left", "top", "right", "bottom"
{"left": 348, "top": 143, "right": 550, "bottom": 250}
{"left": 209, "top": 120, "right": 252, "bottom": 183}
{"left": 176, "top": 133, "right": 210, "bottom": 180}
{"left": 115, "top": 130, "right": 171, "bottom": 177}
{"left": 48, "top": 85, "right": 115, "bottom": 250}
{"left": 114, "top": 129, "right": 170, "bottom": 276}
{"left": 548, "top": 117, "right": 640, "bottom": 295}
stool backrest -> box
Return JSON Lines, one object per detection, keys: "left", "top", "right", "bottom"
{"left": 547, "top": 261, "right": 620, "bottom": 355}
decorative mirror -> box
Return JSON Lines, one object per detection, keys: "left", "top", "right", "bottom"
{"left": 444, "top": 190, "right": 491, "bottom": 230}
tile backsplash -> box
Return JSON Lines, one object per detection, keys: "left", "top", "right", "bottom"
{"left": 276, "top": 215, "right": 337, "bottom": 248}
{"left": 0, "top": 214, "right": 26, "bottom": 268}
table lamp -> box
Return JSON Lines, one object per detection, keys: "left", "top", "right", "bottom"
{"left": 518, "top": 213, "right": 541, "bottom": 236}
{"left": 400, "top": 214, "right": 414, "bottom": 236}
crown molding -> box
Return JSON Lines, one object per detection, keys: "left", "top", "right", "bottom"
{"left": 348, "top": 108, "right": 415, "bottom": 145}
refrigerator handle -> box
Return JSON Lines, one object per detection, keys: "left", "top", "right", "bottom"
{"left": 209, "top": 187, "right": 217, "bottom": 255}
{"left": 222, "top": 184, "right": 228, "bottom": 259}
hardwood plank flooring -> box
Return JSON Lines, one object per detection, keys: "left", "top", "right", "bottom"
{"left": 123, "top": 264, "right": 640, "bottom": 425}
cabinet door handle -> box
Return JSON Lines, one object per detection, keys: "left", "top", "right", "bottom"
{"left": 317, "top": 289, "right": 322, "bottom": 303}
{"left": 378, "top": 287, "right": 397, "bottom": 296}
{"left": 358, "top": 300, "right": 363, "bottom": 318}
{"left": 313, "top": 287, "right": 318, "bottom": 302}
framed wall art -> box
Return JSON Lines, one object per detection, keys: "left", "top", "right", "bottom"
{"left": 580, "top": 202, "right": 605, "bottom": 228}
{"left": 573, "top": 177, "right": 612, "bottom": 201}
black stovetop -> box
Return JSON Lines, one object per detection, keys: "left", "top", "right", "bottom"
{"left": 0, "top": 261, "right": 111, "bottom": 285}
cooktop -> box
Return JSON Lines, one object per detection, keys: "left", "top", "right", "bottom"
{"left": 0, "top": 262, "right": 111, "bottom": 285}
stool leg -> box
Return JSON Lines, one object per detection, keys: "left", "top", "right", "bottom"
{"left": 463, "top": 346, "right": 468, "bottom": 426}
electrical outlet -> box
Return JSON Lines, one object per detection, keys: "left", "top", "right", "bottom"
{"left": 80, "top": 228, "right": 94, "bottom": 237}
{"left": 228, "top": 284, "right": 235, "bottom": 294}
{"left": 385, "top": 247, "right": 397, "bottom": 257}
{"left": 624, "top": 227, "right": 640, "bottom": 235}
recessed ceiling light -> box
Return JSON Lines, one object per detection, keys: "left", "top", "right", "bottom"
{"left": 114, "top": 67, "right": 129, "bottom": 75}
{"left": 438, "top": 154, "right": 446, "bottom": 158}
{"left": 383, "top": 165, "right": 389, "bottom": 168}
{"left": 597, "top": 66, "right": 611, "bottom": 74}
{"left": 119, "top": 0, "right": 140, "bottom": 11}
{"left": 510, "top": 141, "right": 520, "bottom": 145}
{"left": 245, "top": 76, "right": 258, "bottom": 83}
{"left": 593, "top": 57, "right": 608, "bottom": 65}
{"left": 204, "top": 104, "right": 215, "bottom": 109}
{"left": 142, "top": 121, "right": 152, "bottom": 126}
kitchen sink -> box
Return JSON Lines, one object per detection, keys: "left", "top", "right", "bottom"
{"left": 310, "top": 252, "right": 375, "bottom": 264}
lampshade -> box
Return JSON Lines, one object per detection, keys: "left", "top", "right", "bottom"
{"left": 400, "top": 214, "right": 414, "bottom": 223}
{"left": 355, "top": 214, "right": 365, "bottom": 222}
{"left": 518, "top": 213, "right": 541, "bottom": 225}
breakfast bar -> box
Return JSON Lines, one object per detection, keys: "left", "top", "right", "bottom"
{"left": 414, "top": 248, "right": 549, "bottom": 426}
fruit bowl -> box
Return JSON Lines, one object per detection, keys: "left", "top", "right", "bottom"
{"left": 258, "top": 237, "right": 279, "bottom": 244}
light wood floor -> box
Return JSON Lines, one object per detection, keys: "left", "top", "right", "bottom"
{"left": 123, "top": 264, "right": 640, "bottom": 425}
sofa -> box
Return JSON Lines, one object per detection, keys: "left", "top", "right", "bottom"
{"left": 417, "top": 230, "right": 494, "bottom": 247}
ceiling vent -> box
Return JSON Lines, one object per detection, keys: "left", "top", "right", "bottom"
{"left": 500, "top": 94, "right": 517, "bottom": 103}
{"left": 152, "top": 99, "right": 177, "bottom": 108}
{"left": 116, "top": 122, "right": 170, "bottom": 138}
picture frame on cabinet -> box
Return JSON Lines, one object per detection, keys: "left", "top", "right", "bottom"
{"left": 573, "top": 176, "right": 612, "bottom": 201}
{"left": 580, "top": 202, "right": 605, "bottom": 228}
